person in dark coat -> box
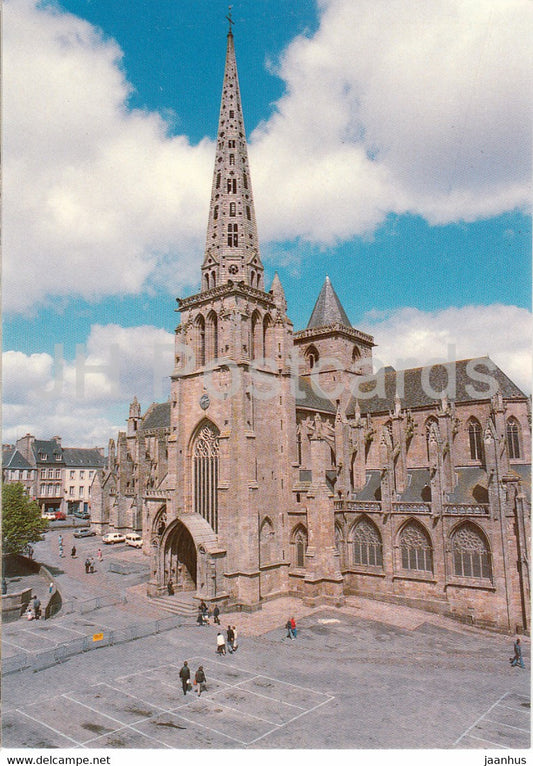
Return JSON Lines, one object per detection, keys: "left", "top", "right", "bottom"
{"left": 32, "top": 595, "right": 41, "bottom": 619}
{"left": 195, "top": 665, "right": 207, "bottom": 696}
{"left": 71, "top": 546, "right": 76, "bottom": 558}
{"left": 213, "top": 604, "right": 220, "bottom": 624}
{"left": 179, "top": 661, "right": 191, "bottom": 695}
{"left": 226, "top": 625, "right": 234, "bottom": 653}
{"left": 167, "top": 579, "right": 174, "bottom": 596}
{"left": 510, "top": 638, "right": 525, "bottom": 668}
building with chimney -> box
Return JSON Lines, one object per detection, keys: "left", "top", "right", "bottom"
{"left": 91, "top": 21, "right": 531, "bottom": 633}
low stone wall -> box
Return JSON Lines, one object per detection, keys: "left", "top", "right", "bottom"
{"left": 1, "top": 587, "right": 32, "bottom": 623}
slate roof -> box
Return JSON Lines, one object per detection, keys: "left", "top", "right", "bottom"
{"left": 347, "top": 357, "right": 526, "bottom": 415}
{"left": 33, "top": 439, "right": 63, "bottom": 463}
{"left": 141, "top": 402, "right": 171, "bottom": 431}
{"left": 295, "top": 358, "right": 526, "bottom": 416}
{"left": 353, "top": 470, "right": 382, "bottom": 501}
{"left": 2, "top": 448, "right": 32, "bottom": 469}
{"left": 306, "top": 276, "right": 352, "bottom": 329}
{"left": 62, "top": 448, "right": 106, "bottom": 468}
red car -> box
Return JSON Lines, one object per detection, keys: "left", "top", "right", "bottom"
{"left": 53, "top": 511, "right": 66, "bottom": 520}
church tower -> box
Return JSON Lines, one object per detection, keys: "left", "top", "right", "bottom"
{"left": 201, "top": 22, "right": 264, "bottom": 292}
{"left": 161, "top": 16, "right": 296, "bottom": 610}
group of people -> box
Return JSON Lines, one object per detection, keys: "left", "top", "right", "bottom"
{"left": 216, "top": 625, "right": 238, "bottom": 655}
{"left": 179, "top": 661, "right": 207, "bottom": 696}
{"left": 285, "top": 616, "right": 297, "bottom": 639}
{"left": 84, "top": 557, "right": 96, "bottom": 574}
{"left": 197, "top": 600, "right": 221, "bottom": 626}
{"left": 25, "top": 595, "right": 41, "bottom": 620}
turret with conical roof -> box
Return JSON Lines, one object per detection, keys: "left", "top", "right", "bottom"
{"left": 293, "top": 275, "right": 375, "bottom": 382}
{"left": 201, "top": 21, "right": 264, "bottom": 292}
{"left": 307, "top": 276, "right": 352, "bottom": 329}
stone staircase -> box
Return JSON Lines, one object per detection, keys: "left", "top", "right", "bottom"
{"left": 148, "top": 591, "right": 198, "bottom": 618}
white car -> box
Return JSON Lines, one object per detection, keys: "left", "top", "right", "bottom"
{"left": 42, "top": 511, "right": 57, "bottom": 520}
{"left": 102, "top": 532, "right": 125, "bottom": 545}
{"left": 125, "top": 533, "right": 143, "bottom": 548}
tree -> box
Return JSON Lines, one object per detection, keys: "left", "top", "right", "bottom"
{"left": 2, "top": 483, "right": 48, "bottom": 556}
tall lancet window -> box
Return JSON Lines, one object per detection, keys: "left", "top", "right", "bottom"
{"left": 192, "top": 422, "right": 220, "bottom": 532}
{"left": 228, "top": 223, "right": 238, "bottom": 246}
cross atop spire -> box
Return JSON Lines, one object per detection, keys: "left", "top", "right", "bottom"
{"left": 226, "top": 6, "right": 234, "bottom": 34}
{"left": 201, "top": 19, "right": 264, "bottom": 292}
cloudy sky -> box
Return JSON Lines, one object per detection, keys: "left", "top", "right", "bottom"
{"left": 3, "top": 0, "right": 531, "bottom": 447}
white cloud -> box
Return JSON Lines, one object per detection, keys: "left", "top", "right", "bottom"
{"left": 4, "top": 0, "right": 531, "bottom": 313}
{"left": 4, "top": 0, "right": 212, "bottom": 314}
{"left": 2, "top": 324, "right": 175, "bottom": 445}
{"left": 252, "top": 0, "right": 532, "bottom": 242}
{"left": 364, "top": 304, "right": 532, "bottom": 393}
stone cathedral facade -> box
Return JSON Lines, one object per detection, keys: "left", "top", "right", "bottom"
{"left": 92, "top": 25, "right": 531, "bottom": 634}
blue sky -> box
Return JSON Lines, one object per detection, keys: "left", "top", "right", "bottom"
{"left": 3, "top": 0, "right": 531, "bottom": 445}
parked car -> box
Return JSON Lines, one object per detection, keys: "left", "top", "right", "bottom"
{"left": 102, "top": 532, "right": 125, "bottom": 545}
{"left": 125, "top": 533, "right": 143, "bottom": 548}
{"left": 42, "top": 511, "right": 56, "bottom": 520}
{"left": 73, "top": 528, "right": 96, "bottom": 538}
{"left": 74, "top": 511, "right": 90, "bottom": 520}
{"left": 53, "top": 511, "right": 66, "bottom": 520}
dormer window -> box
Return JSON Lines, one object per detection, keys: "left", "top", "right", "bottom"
{"left": 39, "top": 452, "right": 47, "bottom": 461}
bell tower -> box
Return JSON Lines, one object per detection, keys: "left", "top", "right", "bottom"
{"left": 166, "top": 16, "right": 295, "bottom": 611}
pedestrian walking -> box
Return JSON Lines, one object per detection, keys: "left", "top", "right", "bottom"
{"left": 216, "top": 632, "right": 227, "bottom": 655}
{"left": 89, "top": 557, "right": 95, "bottom": 573}
{"left": 58, "top": 535, "right": 63, "bottom": 548}
{"left": 510, "top": 638, "right": 525, "bottom": 668}
{"left": 226, "top": 625, "right": 234, "bottom": 653}
{"left": 232, "top": 625, "right": 238, "bottom": 652}
{"left": 194, "top": 665, "right": 207, "bottom": 696}
{"left": 48, "top": 582, "right": 54, "bottom": 594}
{"left": 2, "top": 578, "right": 7, "bottom": 595}
{"left": 71, "top": 546, "right": 76, "bottom": 558}
{"left": 290, "top": 616, "right": 297, "bottom": 638}
{"left": 213, "top": 604, "right": 220, "bottom": 624}
{"left": 179, "top": 661, "right": 191, "bottom": 695}
{"left": 85, "top": 558, "right": 90, "bottom": 574}
{"left": 32, "top": 595, "right": 41, "bottom": 620}
{"left": 285, "top": 618, "right": 293, "bottom": 639}
{"left": 97, "top": 548, "right": 103, "bottom": 562}
{"left": 59, "top": 544, "right": 64, "bottom": 558}
{"left": 167, "top": 579, "right": 174, "bottom": 596}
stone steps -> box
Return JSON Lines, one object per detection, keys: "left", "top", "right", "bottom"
{"left": 148, "top": 593, "right": 198, "bottom": 617}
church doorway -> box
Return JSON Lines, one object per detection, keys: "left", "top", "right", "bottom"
{"left": 164, "top": 520, "right": 197, "bottom": 591}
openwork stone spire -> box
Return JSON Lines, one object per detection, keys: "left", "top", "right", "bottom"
{"left": 201, "top": 25, "right": 264, "bottom": 292}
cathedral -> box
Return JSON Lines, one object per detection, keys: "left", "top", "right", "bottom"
{"left": 92, "top": 23, "right": 531, "bottom": 634}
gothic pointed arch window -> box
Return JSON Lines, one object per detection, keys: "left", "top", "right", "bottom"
{"left": 251, "top": 310, "right": 262, "bottom": 360}
{"left": 350, "top": 517, "right": 383, "bottom": 567}
{"left": 260, "top": 517, "right": 275, "bottom": 565}
{"left": 195, "top": 314, "right": 206, "bottom": 367}
{"left": 468, "top": 419, "right": 483, "bottom": 461}
{"left": 263, "top": 314, "right": 274, "bottom": 359}
{"left": 452, "top": 522, "right": 492, "bottom": 580}
{"left": 424, "top": 417, "right": 438, "bottom": 461}
{"left": 399, "top": 520, "right": 433, "bottom": 573}
{"left": 206, "top": 311, "right": 218, "bottom": 361}
{"left": 192, "top": 421, "right": 220, "bottom": 532}
{"left": 335, "top": 523, "right": 346, "bottom": 568}
{"left": 506, "top": 418, "right": 521, "bottom": 459}
{"left": 290, "top": 524, "right": 308, "bottom": 569}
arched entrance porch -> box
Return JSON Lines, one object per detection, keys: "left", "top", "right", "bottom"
{"left": 164, "top": 520, "right": 197, "bottom": 591}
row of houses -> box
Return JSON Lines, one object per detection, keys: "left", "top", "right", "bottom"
{"left": 2, "top": 434, "right": 106, "bottom": 516}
